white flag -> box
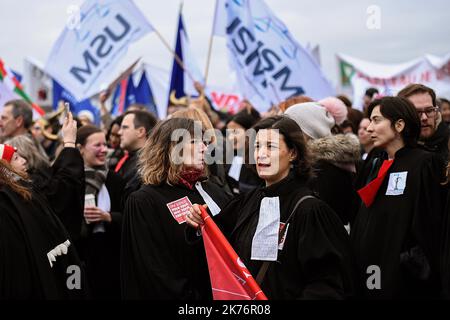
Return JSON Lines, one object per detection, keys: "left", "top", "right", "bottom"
{"left": 213, "top": 0, "right": 334, "bottom": 112}
{"left": 45, "top": 0, "right": 154, "bottom": 101}
{"left": 23, "top": 57, "right": 54, "bottom": 107}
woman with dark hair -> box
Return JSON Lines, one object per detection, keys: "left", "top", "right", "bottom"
{"left": 225, "top": 110, "right": 263, "bottom": 195}
{"left": 121, "top": 118, "right": 231, "bottom": 299}
{"left": 106, "top": 115, "right": 125, "bottom": 171}
{"left": 352, "top": 96, "right": 444, "bottom": 299}
{"left": 0, "top": 113, "right": 87, "bottom": 299}
{"left": 76, "top": 125, "right": 125, "bottom": 299}
{"left": 187, "top": 116, "right": 354, "bottom": 299}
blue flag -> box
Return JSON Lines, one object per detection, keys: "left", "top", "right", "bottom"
{"left": 52, "top": 80, "right": 101, "bottom": 126}
{"left": 135, "top": 72, "right": 158, "bottom": 117}
{"left": 168, "top": 12, "right": 186, "bottom": 103}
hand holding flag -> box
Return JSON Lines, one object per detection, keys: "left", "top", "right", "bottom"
{"left": 187, "top": 204, "right": 268, "bottom": 300}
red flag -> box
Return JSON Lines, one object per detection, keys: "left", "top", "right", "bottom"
{"left": 199, "top": 206, "right": 267, "bottom": 300}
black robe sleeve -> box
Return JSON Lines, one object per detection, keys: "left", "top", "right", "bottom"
{"left": 409, "top": 153, "right": 445, "bottom": 284}
{"left": 0, "top": 198, "right": 39, "bottom": 299}
{"left": 41, "top": 148, "right": 85, "bottom": 240}
{"left": 121, "top": 192, "right": 202, "bottom": 299}
{"left": 441, "top": 185, "right": 450, "bottom": 298}
{"left": 105, "top": 171, "right": 125, "bottom": 235}
{"left": 295, "top": 199, "right": 354, "bottom": 299}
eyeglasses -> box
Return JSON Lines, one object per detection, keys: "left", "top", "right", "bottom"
{"left": 416, "top": 107, "right": 437, "bottom": 117}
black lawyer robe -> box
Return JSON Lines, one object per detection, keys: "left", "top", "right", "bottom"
{"left": 116, "top": 149, "right": 139, "bottom": 185}
{"left": 214, "top": 173, "right": 355, "bottom": 299}
{"left": 77, "top": 170, "right": 125, "bottom": 299}
{"left": 351, "top": 147, "right": 444, "bottom": 299}
{"left": 0, "top": 185, "right": 87, "bottom": 299}
{"left": 31, "top": 147, "right": 85, "bottom": 241}
{"left": 121, "top": 180, "right": 231, "bottom": 299}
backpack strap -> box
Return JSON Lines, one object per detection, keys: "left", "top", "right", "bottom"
{"left": 255, "top": 195, "right": 315, "bottom": 285}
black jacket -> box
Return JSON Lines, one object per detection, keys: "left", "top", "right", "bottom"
{"left": 78, "top": 170, "right": 125, "bottom": 299}
{"left": 418, "top": 121, "right": 449, "bottom": 172}
{"left": 308, "top": 134, "right": 361, "bottom": 226}
{"left": 117, "top": 149, "right": 139, "bottom": 185}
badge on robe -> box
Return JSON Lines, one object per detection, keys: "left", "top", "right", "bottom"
{"left": 386, "top": 171, "right": 407, "bottom": 196}
{"left": 166, "top": 196, "right": 193, "bottom": 224}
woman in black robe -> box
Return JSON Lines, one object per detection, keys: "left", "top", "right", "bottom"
{"left": 0, "top": 114, "right": 87, "bottom": 299}
{"left": 76, "top": 125, "right": 125, "bottom": 299}
{"left": 121, "top": 118, "right": 231, "bottom": 299}
{"left": 5, "top": 117, "right": 85, "bottom": 242}
{"left": 352, "top": 96, "right": 445, "bottom": 299}
{"left": 187, "top": 116, "right": 355, "bottom": 299}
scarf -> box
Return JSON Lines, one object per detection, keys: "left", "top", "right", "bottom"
{"left": 85, "top": 166, "right": 108, "bottom": 197}
{"left": 178, "top": 168, "right": 206, "bottom": 190}
{"left": 357, "top": 159, "right": 394, "bottom": 207}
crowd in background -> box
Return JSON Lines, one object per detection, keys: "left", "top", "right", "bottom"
{"left": 2, "top": 82, "right": 450, "bottom": 300}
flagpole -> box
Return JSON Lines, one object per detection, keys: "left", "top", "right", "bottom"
{"left": 204, "top": 0, "right": 218, "bottom": 87}
{"left": 153, "top": 23, "right": 195, "bottom": 82}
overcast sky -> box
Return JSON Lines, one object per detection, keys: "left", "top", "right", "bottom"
{"left": 1, "top": 0, "right": 449, "bottom": 91}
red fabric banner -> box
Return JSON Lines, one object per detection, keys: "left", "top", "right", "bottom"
{"left": 200, "top": 206, "right": 267, "bottom": 300}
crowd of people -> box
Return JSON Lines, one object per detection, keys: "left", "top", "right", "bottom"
{"left": 1, "top": 82, "right": 450, "bottom": 300}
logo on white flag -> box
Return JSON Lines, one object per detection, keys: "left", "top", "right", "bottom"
{"left": 46, "top": 0, "right": 154, "bottom": 101}
{"left": 213, "top": 0, "right": 334, "bottom": 112}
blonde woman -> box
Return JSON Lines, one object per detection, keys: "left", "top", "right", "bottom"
{"left": 121, "top": 118, "right": 232, "bottom": 299}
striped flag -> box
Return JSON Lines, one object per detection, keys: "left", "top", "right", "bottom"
{"left": 0, "top": 58, "right": 45, "bottom": 116}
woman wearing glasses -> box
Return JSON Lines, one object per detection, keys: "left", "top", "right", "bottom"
{"left": 352, "top": 96, "right": 444, "bottom": 299}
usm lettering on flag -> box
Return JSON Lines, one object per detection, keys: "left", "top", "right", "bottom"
{"left": 213, "top": 0, "right": 334, "bottom": 112}
{"left": 45, "top": 0, "right": 154, "bottom": 101}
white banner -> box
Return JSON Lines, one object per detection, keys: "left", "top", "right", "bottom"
{"left": 338, "top": 53, "right": 450, "bottom": 110}
{"left": 213, "top": 0, "right": 334, "bottom": 112}
{"left": 45, "top": 0, "right": 154, "bottom": 101}
{"left": 23, "top": 57, "right": 53, "bottom": 107}
{"left": 0, "top": 81, "right": 17, "bottom": 113}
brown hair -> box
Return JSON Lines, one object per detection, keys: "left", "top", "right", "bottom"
{"left": 76, "top": 125, "right": 103, "bottom": 146}
{"left": 336, "top": 95, "right": 352, "bottom": 108}
{"left": 138, "top": 118, "right": 205, "bottom": 185}
{"left": 278, "top": 95, "right": 314, "bottom": 113}
{"left": 0, "top": 160, "right": 31, "bottom": 200}
{"left": 171, "top": 107, "right": 216, "bottom": 144}
{"left": 397, "top": 83, "right": 437, "bottom": 107}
